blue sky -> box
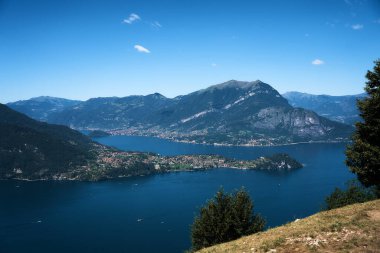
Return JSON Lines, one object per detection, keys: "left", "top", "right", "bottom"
{"left": 0, "top": 0, "right": 379, "bottom": 103}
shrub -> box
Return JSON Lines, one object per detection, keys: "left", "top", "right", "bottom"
{"left": 324, "top": 180, "right": 376, "bottom": 210}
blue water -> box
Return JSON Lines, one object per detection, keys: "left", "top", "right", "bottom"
{"left": 0, "top": 136, "right": 354, "bottom": 253}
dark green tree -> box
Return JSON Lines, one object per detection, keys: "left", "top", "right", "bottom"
{"left": 324, "top": 180, "right": 376, "bottom": 210}
{"left": 346, "top": 59, "right": 380, "bottom": 195}
{"left": 190, "top": 188, "right": 265, "bottom": 251}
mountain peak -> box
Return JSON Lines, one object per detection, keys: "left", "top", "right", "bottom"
{"left": 146, "top": 93, "right": 167, "bottom": 99}
{"left": 31, "top": 96, "right": 55, "bottom": 100}
{"left": 9, "top": 96, "right": 82, "bottom": 105}
{"left": 30, "top": 96, "right": 81, "bottom": 103}
{"left": 199, "top": 80, "right": 270, "bottom": 94}
{"left": 6, "top": 97, "right": 82, "bottom": 122}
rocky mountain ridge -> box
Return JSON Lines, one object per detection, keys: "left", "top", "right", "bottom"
{"left": 7, "top": 96, "right": 82, "bottom": 122}
{"left": 283, "top": 91, "right": 366, "bottom": 125}
{"left": 7, "top": 80, "right": 354, "bottom": 146}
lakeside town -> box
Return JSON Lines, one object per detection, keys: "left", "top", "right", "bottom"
{"left": 64, "top": 144, "right": 303, "bottom": 181}
{"left": 89, "top": 127, "right": 348, "bottom": 147}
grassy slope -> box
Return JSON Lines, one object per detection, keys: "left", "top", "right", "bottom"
{"left": 197, "top": 200, "right": 380, "bottom": 253}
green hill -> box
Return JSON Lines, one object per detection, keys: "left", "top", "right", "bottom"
{"left": 0, "top": 103, "right": 95, "bottom": 179}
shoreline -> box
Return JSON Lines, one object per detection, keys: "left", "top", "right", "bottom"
{"left": 0, "top": 163, "right": 300, "bottom": 183}
{"left": 0, "top": 168, "right": 218, "bottom": 183}
{"left": 95, "top": 132, "right": 351, "bottom": 148}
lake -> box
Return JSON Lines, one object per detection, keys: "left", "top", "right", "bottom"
{"left": 0, "top": 136, "right": 354, "bottom": 253}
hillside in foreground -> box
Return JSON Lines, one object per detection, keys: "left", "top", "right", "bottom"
{"left": 197, "top": 200, "right": 380, "bottom": 253}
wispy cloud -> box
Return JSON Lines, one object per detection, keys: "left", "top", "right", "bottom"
{"left": 151, "top": 21, "right": 162, "bottom": 29}
{"left": 344, "top": 0, "right": 366, "bottom": 7}
{"left": 344, "top": 0, "right": 352, "bottom": 6}
{"left": 211, "top": 63, "right": 217, "bottom": 67}
{"left": 312, "top": 59, "right": 325, "bottom": 65}
{"left": 123, "top": 13, "right": 141, "bottom": 24}
{"left": 325, "top": 21, "right": 336, "bottom": 28}
{"left": 134, "top": 45, "right": 150, "bottom": 53}
{"left": 351, "top": 24, "right": 363, "bottom": 30}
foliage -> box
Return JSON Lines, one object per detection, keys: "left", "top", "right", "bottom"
{"left": 260, "top": 153, "right": 303, "bottom": 170}
{"left": 0, "top": 123, "right": 93, "bottom": 179}
{"left": 191, "top": 188, "right": 265, "bottom": 251}
{"left": 324, "top": 180, "right": 376, "bottom": 210}
{"left": 88, "top": 130, "right": 110, "bottom": 138}
{"left": 0, "top": 104, "right": 95, "bottom": 179}
{"left": 346, "top": 59, "right": 380, "bottom": 192}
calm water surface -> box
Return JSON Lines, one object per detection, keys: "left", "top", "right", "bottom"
{"left": 0, "top": 136, "right": 354, "bottom": 253}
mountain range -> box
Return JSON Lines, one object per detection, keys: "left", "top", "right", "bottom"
{"left": 7, "top": 80, "right": 356, "bottom": 145}
{"left": 282, "top": 92, "right": 365, "bottom": 125}
{"left": 7, "top": 96, "right": 81, "bottom": 122}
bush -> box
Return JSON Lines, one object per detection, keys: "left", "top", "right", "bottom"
{"left": 191, "top": 188, "right": 265, "bottom": 251}
{"left": 324, "top": 180, "right": 377, "bottom": 210}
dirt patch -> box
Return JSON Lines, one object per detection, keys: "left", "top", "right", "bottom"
{"left": 367, "top": 210, "right": 380, "bottom": 221}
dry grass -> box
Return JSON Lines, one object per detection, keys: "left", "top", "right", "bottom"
{"left": 197, "top": 200, "right": 380, "bottom": 253}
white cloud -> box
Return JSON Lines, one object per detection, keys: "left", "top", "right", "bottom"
{"left": 312, "top": 59, "right": 325, "bottom": 65}
{"left": 134, "top": 45, "right": 150, "bottom": 53}
{"left": 351, "top": 24, "right": 363, "bottom": 30}
{"left": 123, "top": 13, "right": 141, "bottom": 24}
{"left": 211, "top": 63, "right": 217, "bottom": 67}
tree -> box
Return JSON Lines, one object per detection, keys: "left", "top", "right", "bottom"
{"left": 190, "top": 188, "right": 265, "bottom": 251}
{"left": 346, "top": 59, "right": 380, "bottom": 195}
{"left": 324, "top": 180, "right": 376, "bottom": 210}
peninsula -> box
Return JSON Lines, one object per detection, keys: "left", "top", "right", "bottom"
{"left": 0, "top": 103, "right": 302, "bottom": 181}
